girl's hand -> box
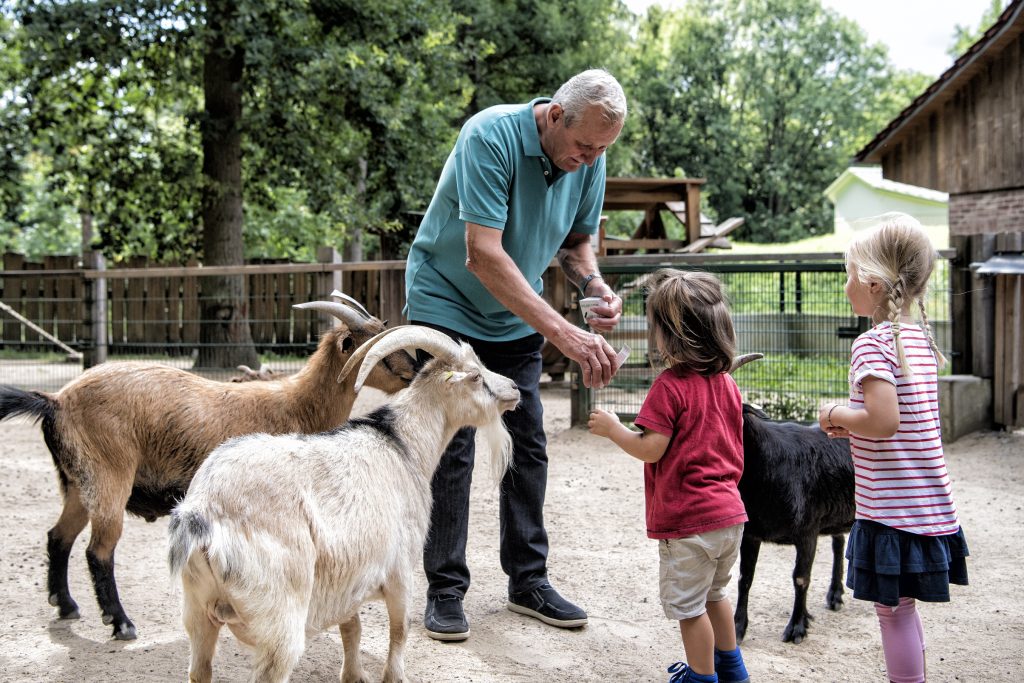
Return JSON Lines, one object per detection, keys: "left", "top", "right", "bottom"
{"left": 588, "top": 408, "right": 618, "bottom": 438}
{"left": 818, "top": 403, "right": 837, "bottom": 432}
{"left": 825, "top": 425, "right": 850, "bottom": 439}
{"left": 818, "top": 403, "right": 850, "bottom": 439}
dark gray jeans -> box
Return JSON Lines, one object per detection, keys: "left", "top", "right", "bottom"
{"left": 412, "top": 321, "right": 550, "bottom": 599}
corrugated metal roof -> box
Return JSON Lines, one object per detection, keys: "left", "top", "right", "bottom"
{"left": 971, "top": 255, "right": 1024, "bottom": 275}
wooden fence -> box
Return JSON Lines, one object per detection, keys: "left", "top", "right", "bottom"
{"left": 1, "top": 250, "right": 577, "bottom": 378}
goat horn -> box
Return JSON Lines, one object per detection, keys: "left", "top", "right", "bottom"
{"left": 293, "top": 301, "right": 368, "bottom": 330}
{"left": 329, "top": 290, "right": 373, "bottom": 320}
{"left": 340, "top": 325, "right": 461, "bottom": 392}
{"left": 730, "top": 353, "right": 764, "bottom": 373}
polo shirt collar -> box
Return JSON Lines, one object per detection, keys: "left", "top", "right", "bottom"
{"left": 520, "top": 97, "right": 549, "bottom": 158}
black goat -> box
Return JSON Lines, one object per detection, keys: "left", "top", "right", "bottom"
{"left": 734, "top": 403, "right": 855, "bottom": 644}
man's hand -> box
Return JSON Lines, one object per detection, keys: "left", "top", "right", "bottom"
{"left": 554, "top": 325, "right": 618, "bottom": 389}
{"left": 583, "top": 292, "right": 622, "bottom": 333}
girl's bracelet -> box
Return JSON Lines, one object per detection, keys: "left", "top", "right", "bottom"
{"left": 827, "top": 404, "right": 838, "bottom": 429}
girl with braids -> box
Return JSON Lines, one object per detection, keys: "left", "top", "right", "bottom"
{"left": 820, "top": 214, "right": 968, "bottom": 683}
{"left": 589, "top": 269, "right": 749, "bottom": 683}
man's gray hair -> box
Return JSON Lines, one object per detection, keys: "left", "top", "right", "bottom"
{"left": 552, "top": 69, "right": 627, "bottom": 128}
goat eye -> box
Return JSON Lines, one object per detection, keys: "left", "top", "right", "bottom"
{"left": 469, "top": 371, "right": 482, "bottom": 383}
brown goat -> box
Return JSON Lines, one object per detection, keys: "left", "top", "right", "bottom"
{"left": 0, "top": 300, "right": 415, "bottom": 641}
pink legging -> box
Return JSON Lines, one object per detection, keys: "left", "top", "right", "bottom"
{"left": 875, "top": 598, "right": 926, "bottom": 683}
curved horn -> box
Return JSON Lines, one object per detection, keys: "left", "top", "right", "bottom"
{"left": 330, "top": 290, "right": 372, "bottom": 320}
{"left": 730, "top": 352, "right": 764, "bottom": 374}
{"left": 339, "top": 325, "right": 462, "bottom": 391}
{"left": 293, "top": 301, "right": 368, "bottom": 330}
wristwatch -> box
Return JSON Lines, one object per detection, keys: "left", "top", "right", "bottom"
{"left": 578, "top": 273, "right": 603, "bottom": 295}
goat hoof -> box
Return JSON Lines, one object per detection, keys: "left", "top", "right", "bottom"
{"left": 51, "top": 594, "right": 81, "bottom": 619}
{"left": 101, "top": 612, "right": 114, "bottom": 625}
{"left": 782, "top": 621, "right": 809, "bottom": 643}
{"left": 734, "top": 619, "right": 748, "bottom": 642}
{"left": 113, "top": 622, "right": 137, "bottom": 640}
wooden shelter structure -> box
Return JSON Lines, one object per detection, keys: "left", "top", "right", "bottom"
{"left": 598, "top": 177, "right": 744, "bottom": 255}
{"left": 855, "top": 0, "right": 1024, "bottom": 427}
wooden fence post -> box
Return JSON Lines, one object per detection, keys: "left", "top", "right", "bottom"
{"left": 316, "top": 246, "right": 343, "bottom": 332}
{"left": 82, "top": 250, "right": 108, "bottom": 368}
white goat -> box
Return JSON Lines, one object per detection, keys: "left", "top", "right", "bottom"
{"left": 0, "top": 298, "right": 414, "bottom": 640}
{"left": 167, "top": 325, "right": 519, "bottom": 683}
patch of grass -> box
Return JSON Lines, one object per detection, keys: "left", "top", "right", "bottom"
{"left": 0, "top": 349, "right": 69, "bottom": 362}
{"left": 727, "top": 224, "right": 949, "bottom": 254}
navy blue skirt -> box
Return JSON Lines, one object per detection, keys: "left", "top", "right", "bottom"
{"left": 846, "top": 519, "right": 969, "bottom": 607}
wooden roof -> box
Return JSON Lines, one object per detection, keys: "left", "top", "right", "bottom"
{"left": 855, "top": 0, "right": 1024, "bottom": 164}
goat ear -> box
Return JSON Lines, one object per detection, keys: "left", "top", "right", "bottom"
{"left": 443, "top": 370, "right": 471, "bottom": 383}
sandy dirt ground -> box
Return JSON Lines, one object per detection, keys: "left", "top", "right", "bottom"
{"left": 1, "top": 384, "right": 1022, "bottom": 682}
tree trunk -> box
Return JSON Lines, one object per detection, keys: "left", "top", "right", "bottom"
{"left": 195, "top": 0, "right": 259, "bottom": 369}
{"left": 343, "top": 157, "right": 367, "bottom": 262}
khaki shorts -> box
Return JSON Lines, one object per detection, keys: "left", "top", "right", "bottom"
{"left": 658, "top": 524, "right": 744, "bottom": 620}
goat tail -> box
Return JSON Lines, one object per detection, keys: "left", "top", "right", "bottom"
{"left": 0, "top": 385, "right": 55, "bottom": 425}
{"left": 167, "top": 506, "right": 212, "bottom": 578}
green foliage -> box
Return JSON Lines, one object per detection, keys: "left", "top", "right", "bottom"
{"left": 622, "top": 0, "right": 928, "bottom": 243}
{"left": 451, "top": 0, "right": 632, "bottom": 116}
{"left": 0, "top": 153, "right": 80, "bottom": 257}
{"left": 243, "top": 0, "right": 471, "bottom": 237}
{"left": 10, "top": 0, "right": 472, "bottom": 263}
{"left": 14, "top": 0, "right": 204, "bottom": 263}
{"left": 0, "top": 8, "right": 28, "bottom": 228}
{"left": 4, "top": 0, "right": 944, "bottom": 260}
{"left": 948, "top": 0, "right": 1006, "bottom": 60}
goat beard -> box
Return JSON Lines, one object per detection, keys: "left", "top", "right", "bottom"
{"left": 480, "top": 418, "right": 514, "bottom": 486}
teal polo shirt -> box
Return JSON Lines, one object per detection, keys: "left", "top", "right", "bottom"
{"left": 405, "top": 97, "right": 607, "bottom": 341}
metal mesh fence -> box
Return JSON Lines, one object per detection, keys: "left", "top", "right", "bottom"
{"left": 1, "top": 254, "right": 953, "bottom": 411}
{"left": 586, "top": 257, "right": 952, "bottom": 423}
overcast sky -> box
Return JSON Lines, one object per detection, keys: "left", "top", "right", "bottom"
{"left": 624, "top": 0, "right": 1002, "bottom": 77}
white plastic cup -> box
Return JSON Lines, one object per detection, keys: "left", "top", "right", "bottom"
{"left": 579, "top": 296, "right": 603, "bottom": 321}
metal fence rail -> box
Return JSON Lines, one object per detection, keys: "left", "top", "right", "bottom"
{"left": 577, "top": 254, "right": 953, "bottom": 423}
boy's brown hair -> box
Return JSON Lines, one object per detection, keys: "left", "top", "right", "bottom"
{"left": 645, "top": 269, "right": 736, "bottom": 376}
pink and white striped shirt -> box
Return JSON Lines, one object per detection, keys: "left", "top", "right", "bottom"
{"left": 847, "top": 322, "right": 959, "bottom": 536}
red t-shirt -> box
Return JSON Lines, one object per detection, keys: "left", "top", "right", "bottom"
{"left": 634, "top": 368, "right": 747, "bottom": 539}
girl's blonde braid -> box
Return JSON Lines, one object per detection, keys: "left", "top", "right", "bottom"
{"left": 888, "top": 276, "right": 910, "bottom": 375}
{"left": 916, "top": 298, "right": 948, "bottom": 369}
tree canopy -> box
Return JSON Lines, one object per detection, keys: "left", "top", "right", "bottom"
{"left": 620, "top": 0, "right": 930, "bottom": 241}
{"left": 2, "top": 0, "right": 942, "bottom": 260}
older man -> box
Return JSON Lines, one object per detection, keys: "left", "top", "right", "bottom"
{"left": 405, "top": 69, "right": 626, "bottom": 641}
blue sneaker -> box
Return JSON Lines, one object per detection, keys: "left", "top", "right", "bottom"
{"left": 714, "top": 648, "right": 751, "bottom": 683}
{"left": 667, "top": 661, "right": 718, "bottom": 682}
